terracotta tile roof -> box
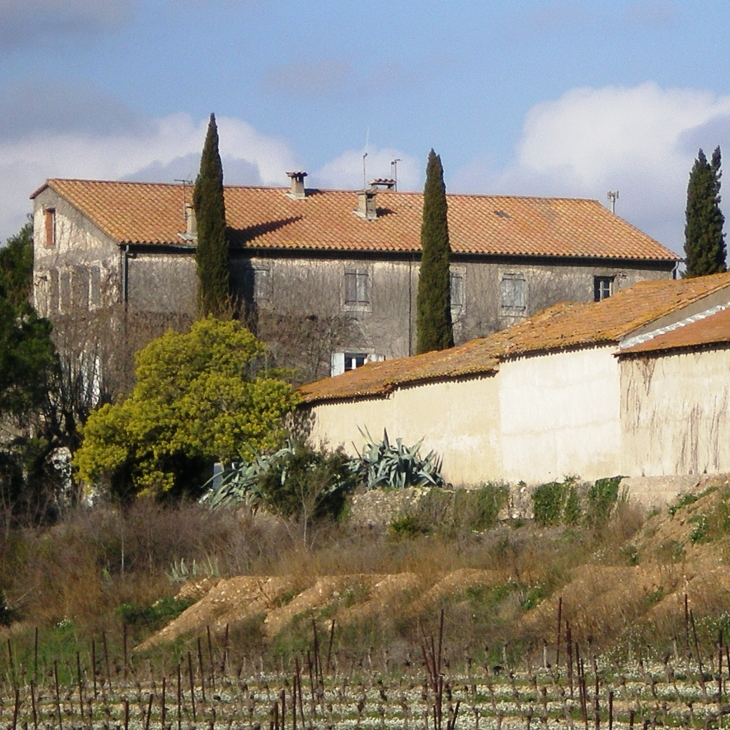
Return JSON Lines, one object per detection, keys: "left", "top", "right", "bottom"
{"left": 33, "top": 179, "right": 678, "bottom": 261}
{"left": 619, "top": 305, "right": 730, "bottom": 356}
{"left": 299, "top": 273, "right": 730, "bottom": 404}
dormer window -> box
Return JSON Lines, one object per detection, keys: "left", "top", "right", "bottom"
{"left": 44, "top": 208, "right": 56, "bottom": 247}
{"left": 594, "top": 276, "right": 614, "bottom": 301}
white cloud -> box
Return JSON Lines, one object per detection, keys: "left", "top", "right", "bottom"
{"left": 0, "top": 112, "right": 298, "bottom": 241}
{"left": 312, "top": 146, "right": 421, "bottom": 192}
{"left": 453, "top": 82, "right": 730, "bottom": 254}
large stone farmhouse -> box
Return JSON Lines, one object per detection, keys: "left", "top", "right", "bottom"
{"left": 300, "top": 273, "right": 730, "bottom": 489}
{"left": 31, "top": 175, "right": 677, "bottom": 390}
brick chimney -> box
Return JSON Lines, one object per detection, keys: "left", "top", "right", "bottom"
{"left": 355, "top": 189, "right": 378, "bottom": 220}
{"left": 178, "top": 203, "right": 197, "bottom": 242}
{"left": 286, "top": 171, "right": 308, "bottom": 199}
{"left": 185, "top": 203, "right": 197, "bottom": 237}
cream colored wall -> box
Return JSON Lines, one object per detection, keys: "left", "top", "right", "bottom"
{"left": 308, "top": 374, "right": 502, "bottom": 486}
{"left": 499, "top": 347, "right": 622, "bottom": 483}
{"left": 621, "top": 349, "right": 730, "bottom": 476}
{"left": 33, "top": 188, "right": 121, "bottom": 316}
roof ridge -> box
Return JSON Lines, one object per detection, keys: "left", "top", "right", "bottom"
{"left": 32, "top": 177, "right": 679, "bottom": 260}
{"left": 44, "top": 178, "right": 607, "bottom": 203}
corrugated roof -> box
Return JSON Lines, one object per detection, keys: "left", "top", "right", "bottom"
{"left": 33, "top": 178, "right": 678, "bottom": 261}
{"left": 299, "top": 273, "right": 730, "bottom": 404}
{"left": 620, "top": 305, "right": 730, "bottom": 356}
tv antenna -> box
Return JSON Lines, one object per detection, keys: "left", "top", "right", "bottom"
{"left": 175, "top": 178, "right": 193, "bottom": 207}
{"left": 391, "top": 158, "right": 401, "bottom": 191}
{"left": 607, "top": 190, "right": 619, "bottom": 214}
{"left": 362, "top": 128, "right": 371, "bottom": 188}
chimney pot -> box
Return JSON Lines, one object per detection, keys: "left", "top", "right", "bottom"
{"left": 355, "top": 189, "right": 378, "bottom": 220}
{"left": 185, "top": 203, "right": 197, "bottom": 238}
{"left": 286, "top": 171, "right": 308, "bottom": 199}
{"left": 369, "top": 178, "right": 396, "bottom": 191}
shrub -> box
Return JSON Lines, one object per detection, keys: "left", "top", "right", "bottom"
{"left": 532, "top": 479, "right": 576, "bottom": 527}
{"left": 585, "top": 476, "right": 623, "bottom": 528}
{"left": 257, "top": 441, "right": 357, "bottom": 522}
{"left": 202, "top": 439, "right": 357, "bottom": 525}
{"left": 75, "top": 317, "right": 298, "bottom": 499}
{"left": 117, "top": 595, "right": 194, "bottom": 632}
{"left": 390, "top": 514, "right": 430, "bottom": 539}
{"left": 451, "top": 483, "right": 509, "bottom": 532}
{"left": 532, "top": 476, "right": 625, "bottom": 529}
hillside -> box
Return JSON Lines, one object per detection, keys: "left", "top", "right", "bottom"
{"left": 135, "top": 475, "right": 730, "bottom": 663}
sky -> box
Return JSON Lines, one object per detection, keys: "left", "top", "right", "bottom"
{"left": 4, "top": 1, "right": 730, "bottom": 254}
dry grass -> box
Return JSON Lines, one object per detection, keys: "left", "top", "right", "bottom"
{"left": 2, "top": 482, "right": 730, "bottom": 669}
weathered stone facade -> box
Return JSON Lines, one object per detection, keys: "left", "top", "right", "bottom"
{"left": 234, "top": 250, "right": 673, "bottom": 382}
{"left": 31, "top": 179, "right": 678, "bottom": 390}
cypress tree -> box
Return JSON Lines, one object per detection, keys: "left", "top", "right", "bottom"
{"left": 684, "top": 146, "right": 726, "bottom": 277}
{"left": 194, "top": 113, "right": 230, "bottom": 316}
{"left": 416, "top": 149, "right": 454, "bottom": 354}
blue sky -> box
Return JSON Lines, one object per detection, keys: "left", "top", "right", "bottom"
{"left": 3, "top": 0, "right": 730, "bottom": 253}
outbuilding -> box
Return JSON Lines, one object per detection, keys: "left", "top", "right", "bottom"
{"left": 300, "top": 273, "right": 730, "bottom": 485}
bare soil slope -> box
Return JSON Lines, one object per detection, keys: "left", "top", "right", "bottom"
{"left": 138, "top": 476, "right": 730, "bottom": 652}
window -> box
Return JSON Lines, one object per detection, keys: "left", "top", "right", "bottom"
{"left": 44, "top": 208, "right": 56, "bottom": 247}
{"left": 89, "top": 266, "right": 101, "bottom": 308}
{"left": 344, "top": 268, "right": 369, "bottom": 308}
{"left": 59, "top": 270, "right": 71, "bottom": 313}
{"left": 331, "top": 352, "right": 370, "bottom": 376}
{"left": 500, "top": 273, "right": 526, "bottom": 312}
{"left": 253, "top": 267, "right": 270, "bottom": 301}
{"left": 594, "top": 276, "right": 614, "bottom": 302}
{"left": 49, "top": 270, "right": 59, "bottom": 313}
{"left": 73, "top": 267, "right": 89, "bottom": 310}
{"left": 450, "top": 270, "right": 465, "bottom": 312}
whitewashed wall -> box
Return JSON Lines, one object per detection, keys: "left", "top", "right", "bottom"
{"left": 309, "top": 347, "right": 623, "bottom": 486}
{"left": 499, "top": 346, "right": 621, "bottom": 483}
{"left": 308, "top": 375, "right": 502, "bottom": 486}
{"left": 621, "top": 348, "right": 730, "bottom": 476}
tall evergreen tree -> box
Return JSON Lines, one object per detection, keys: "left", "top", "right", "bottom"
{"left": 684, "top": 146, "right": 726, "bottom": 277}
{"left": 194, "top": 114, "right": 230, "bottom": 317}
{"left": 416, "top": 150, "right": 454, "bottom": 354}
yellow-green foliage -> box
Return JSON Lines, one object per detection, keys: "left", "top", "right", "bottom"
{"left": 74, "top": 317, "right": 299, "bottom": 496}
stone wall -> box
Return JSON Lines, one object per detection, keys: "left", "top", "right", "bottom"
{"left": 346, "top": 476, "right": 716, "bottom": 530}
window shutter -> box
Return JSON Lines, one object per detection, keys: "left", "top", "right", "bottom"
{"left": 331, "top": 352, "right": 345, "bottom": 376}
{"left": 450, "top": 272, "right": 463, "bottom": 308}
{"left": 500, "top": 274, "right": 526, "bottom": 310}
{"left": 344, "top": 272, "right": 357, "bottom": 304}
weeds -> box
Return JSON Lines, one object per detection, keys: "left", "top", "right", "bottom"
{"left": 532, "top": 476, "right": 624, "bottom": 530}
{"left": 116, "top": 595, "right": 194, "bottom": 631}
{"left": 532, "top": 477, "right": 580, "bottom": 526}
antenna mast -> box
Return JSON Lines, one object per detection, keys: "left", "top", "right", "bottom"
{"left": 362, "top": 128, "right": 370, "bottom": 188}
{"left": 175, "top": 178, "right": 194, "bottom": 215}
{"left": 391, "top": 158, "right": 401, "bottom": 191}
{"left": 607, "top": 190, "right": 619, "bottom": 214}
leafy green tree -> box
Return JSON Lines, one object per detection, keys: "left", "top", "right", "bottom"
{"left": 684, "top": 146, "right": 726, "bottom": 277}
{"left": 194, "top": 114, "right": 230, "bottom": 317}
{"left": 0, "top": 220, "right": 33, "bottom": 308}
{"left": 416, "top": 150, "right": 454, "bottom": 353}
{"left": 74, "top": 317, "right": 299, "bottom": 499}
{"left": 0, "top": 299, "right": 56, "bottom": 419}
{"left": 0, "top": 222, "right": 61, "bottom": 522}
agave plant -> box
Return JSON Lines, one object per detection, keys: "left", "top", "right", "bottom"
{"left": 199, "top": 440, "right": 297, "bottom": 510}
{"left": 355, "top": 427, "right": 445, "bottom": 490}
